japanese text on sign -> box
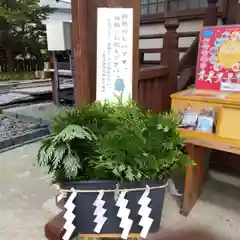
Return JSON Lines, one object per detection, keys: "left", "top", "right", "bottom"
{"left": 96, "top": 8, "right": 133, "bottom": 102}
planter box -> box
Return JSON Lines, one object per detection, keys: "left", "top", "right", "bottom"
{"left": 61, "top": 179, "right": 167, "bottom": 235}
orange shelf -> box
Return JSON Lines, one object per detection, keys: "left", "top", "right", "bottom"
{"left": 179, "top": 128, "right": 240, "bottom": 155}
{"left": 172, "top": 89, "right": 240, "bottom": 155}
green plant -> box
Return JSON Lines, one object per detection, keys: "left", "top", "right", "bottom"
{"left": 0, "top": 71, "right": 36, "bottom": 81}
{"left": 0, "top": 0, "right": 54, "bottom": 71}
{"left": 37, "top": 100, "right": 191, "bottom": 183}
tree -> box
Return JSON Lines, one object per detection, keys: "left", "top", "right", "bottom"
{"left": 0, "top": 0, "right": 54, "bottom": 71}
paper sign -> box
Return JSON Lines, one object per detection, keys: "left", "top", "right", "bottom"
{"left": 96, "top": 8, "right": 133, "bottom": 102}
{"left": 196, "top": 116, "right": 214, "bottom": 133}
{"left": 181, "top": 112, "right": 198, "bottom": 126}
{"left": 196, "top": 25, "right": 240, "bottom": 92}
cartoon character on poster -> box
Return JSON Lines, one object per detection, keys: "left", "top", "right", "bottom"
{"left": 196, "top": 26, "right": 240, "bottom": 92}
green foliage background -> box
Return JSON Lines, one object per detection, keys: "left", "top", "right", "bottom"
{"left": 0, "top": 0, "right": 54, "bottom": 70}
{"left": 38, "top": 101, "right": 190, "bottom": 183}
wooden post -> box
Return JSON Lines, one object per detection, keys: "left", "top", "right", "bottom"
{"left": 161, "top": 19, "right": 179, "bottom": 111}
{"left": 50, "top": 55, "right": 56, "bottom": 104}
{"left": 235, "top": 0, "right": 240, "bottom": 24}
{"left": 71, "top": 0, "right": 140, "bottom": 106}
{"left": 181, "top": 144, "right": 209, "bottom": 216}
{"left": 71, "top": 0, "right": 91, "bottom": 106}
{"left": 139, "top": 51, "right": 144, "bottom": 66}
{"left": 138, "top": 66, "right": 169, "bottom": 113}
{"left": 178, "top": 0, "right": 219, "bottom": 72}
{"left": 52, "top": 52, "right": 60, "bottom": 106}
{"left": 224, "top": 0, "right": 239, "bottom": 25}
{"left": 203, "top": 0, "right": 218, "bottom": 26}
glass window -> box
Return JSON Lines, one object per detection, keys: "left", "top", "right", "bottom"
{"left": 140, "top": 0, "right": 220, "bottom": 15}
{"left": 140, "top": 0, "right": 165, "bottom": 15}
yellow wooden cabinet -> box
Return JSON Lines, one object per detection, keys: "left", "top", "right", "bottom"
{"left": 171, "top": 89, "right": 240, "bottom": 155}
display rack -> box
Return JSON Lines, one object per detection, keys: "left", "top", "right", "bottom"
{"left": 171, "top": 88, "right": 240, "bottom": 216}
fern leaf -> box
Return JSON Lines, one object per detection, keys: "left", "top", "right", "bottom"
{"left": 37, "top": 138, "right": 54, "bottom": 167}
{"left": 52, "top": 143, "right": 67, "bottom": 169}
{"left": 125, "top": 167, "right": 134, "bottom": 181}
{"left": 53, "top": 125, "right": 96, "bottom": 144}
{"left": 63, "top": 148, "right": 81, "bottom": 179}
{"left": 37, "top": 143, "right": 49, "bottom": 167}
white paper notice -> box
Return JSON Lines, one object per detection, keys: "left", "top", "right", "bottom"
{"left": 96, "top": 8, "right": 133, "bottom": 102}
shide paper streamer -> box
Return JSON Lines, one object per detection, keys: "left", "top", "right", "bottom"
{"left": 138, "top": 185, "right": 154, "bottom": 239}
{"left": 63, "top": 188, "right": 77, "bottom": 240}
{"left": 93, "top": 191, "right": 108, "bottom": 233}
{"left": 116, "top": 190, "right": 133, "bottom": 239}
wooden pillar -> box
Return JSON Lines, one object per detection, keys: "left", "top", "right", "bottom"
{"left": 71, "top": 0, "right": 91, "bottom": 106}
{"left": 71, "top": 0, "right": 140, "bottom": 106}
{"left": 50, "top": 55, "right": 56, "bottom": 104}
{"left": 138, "top": 66, "right": 169, "bottom": 113}
{"left": 161, "top": 19, "right": 179, "bottom": 111}
{"left": 224, "top": 0, "right": 239, "bottom": 24}
{"left": 181, "top": 144, "right": 209, "bottom": 216}
{"left": 203, "top": 0, "right": 218, "bottom": 26}
{"left": 139, "top": 51, "right": 144, "bottom": 66}
{"left": 235, "top": 0, "right": 240, "bottom": 24}
{"left": 178, "top": 0, "right": 219, "bottom": 72}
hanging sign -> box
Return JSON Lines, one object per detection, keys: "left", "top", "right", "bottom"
{"left": 196, "top": 25, "right": 240, "bottom": 92}
{"left": 96, "top": 8, "right": 133, "bottom": 102}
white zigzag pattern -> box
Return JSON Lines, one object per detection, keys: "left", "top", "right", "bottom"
{"left": 138, "top": 186, "right": 154, "bottom": 239}
{"left": 116, "top": 190, "right": 133, "bottom": 240}
{"left": 62, "top": 190, "right": 77, "bottom": 240}
{"left": 93, "top": 191, "right": 107, "bottom": 233}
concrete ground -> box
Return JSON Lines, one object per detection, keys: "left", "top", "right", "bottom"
{"left": 0, "top": 142, "right": 56, "bottom": 239}
{"left": 3, "top": 102, "right": 60, "bottom": 121}
{"left": 0, "top": 142, "right": 240, "bottom": 239}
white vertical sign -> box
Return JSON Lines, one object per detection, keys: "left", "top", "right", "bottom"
{"left": 96, "top": 8, "right": 133, "bottom": 102}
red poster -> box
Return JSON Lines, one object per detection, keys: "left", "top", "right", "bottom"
{"left": 196, "top": 25, "right": 240, "bottom": 92}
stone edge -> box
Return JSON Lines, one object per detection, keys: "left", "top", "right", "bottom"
{"left": 0, "top": 113, "right": 51, "bottom": 153}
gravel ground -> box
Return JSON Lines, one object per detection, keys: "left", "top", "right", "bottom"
{"left": 0, "top": 115, "right": 42, "bottom": 141}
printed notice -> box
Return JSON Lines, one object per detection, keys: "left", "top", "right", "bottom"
{"left": 96, "top": 8, "right": 133, "bottom": 102}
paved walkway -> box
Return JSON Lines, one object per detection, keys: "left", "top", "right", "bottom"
{"left": 0, "top": 142, "right": 240, "bottom": 239}
{"left": 0, "top": 142, "right": 55, "bottom": 239}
